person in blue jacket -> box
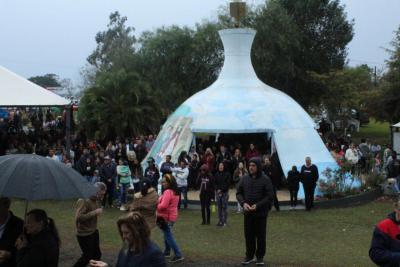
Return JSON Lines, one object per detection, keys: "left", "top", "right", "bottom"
{"left": 369, "top": 198, "right": 400, "bottom": 267}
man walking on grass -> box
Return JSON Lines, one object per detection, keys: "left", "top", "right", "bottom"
{"left": 236, "top": 157, "right": 274, "bottom": 266}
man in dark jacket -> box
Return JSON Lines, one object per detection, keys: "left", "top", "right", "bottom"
{"left": 144, "top": 157, "right": 160, "bottom": 189}
{"left": 369, "top": 199, "right": 400, "bottom": 267}
{"left": 300, "top": 157, "right": 319, "bottom": 211}
{"left": 0, "top": 197, "right": 23, "bottom": 267}
{"left": 236, "top": 157, "right": 274, "bottom": 266}
{"left": 214, "top": 162, "right": 231, "bottom": 227}
{"left": 99, "top": 155, "right": 117, "bottom": 208}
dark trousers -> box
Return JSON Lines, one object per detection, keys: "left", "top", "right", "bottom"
{"left": 289, "top": 188, "right": 299, "bottom": 207}
{"left": 102, "top": 182, "right": 114, "bottom": 207}
{"left": 304, "top": 185, "right": 316, "bottom": 211}
{"left": 200, "top": 192, "right": 211, "bottom": 224}
{"left": 244, "top": 215, "right": 267, "bottom": 260}
{"left": 272, "top": 186, "right": 280, "bottom": 211}
{"left": 73, "top": 230, "right": 101, "bottom": 267}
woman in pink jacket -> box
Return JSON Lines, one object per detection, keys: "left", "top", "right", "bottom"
{"left": 156, "top": 173, "right": 184, "bottom": 263}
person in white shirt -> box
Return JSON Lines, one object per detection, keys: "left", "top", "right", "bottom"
{"left": 172, "top": 161, "right": 189, "bottom": 209}
{"left": 345, "top": 143, "right": 359, "bottom": 175}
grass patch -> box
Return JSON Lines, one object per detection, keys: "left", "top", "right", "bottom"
{"left": 10, "top": 199, "right": 391, "bottom": 267}
{"left": 352, "top": 119, "right": 390, "bottom": 144}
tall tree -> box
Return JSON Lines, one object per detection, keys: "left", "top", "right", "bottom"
{"left": 78, "top": 69, "right": 162, "bottom": 139}
{"left": 87, "top": 11, "right": 136, "bottom": 72}
{"left": 369, "top": 26, "right": 400, "bottom": 123}
{"left": 29, "top": 74, "right": 61, "bottom": 88}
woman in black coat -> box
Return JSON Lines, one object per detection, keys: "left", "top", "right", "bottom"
{"left": 196, "top": 164, "right": 215, "bottom": 225}
{"left": 16, "top": 209, "right": 60, "bottom": 267}
{"left": 287, "top": 166, "right": 301, "bottom": 209}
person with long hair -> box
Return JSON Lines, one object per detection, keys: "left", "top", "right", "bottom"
{"left": 89, "top": 212, "right": 166, "bottom": 267}
{"left": 15, "top": 209, "right": 60, "bottom": 267}
{"left": 203, "top": 148, "right": 215, "bottom": 174}
{"left": 215, "top": 162, "right": 231, "bottom": 227}
{"left": 157, "top": 173, "right": 184, "bottom": 263}
{"left": 197, "top": 164, "right": 215, "bottom": 225}
{"left": 233, "top": 161, "right": 248, "bottom": 213}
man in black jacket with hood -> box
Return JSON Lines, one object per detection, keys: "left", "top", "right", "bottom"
{"left": 236, "top": 157, "right": 274, "bottom": 266}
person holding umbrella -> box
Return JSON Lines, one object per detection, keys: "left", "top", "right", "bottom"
{"left": 15, "top": 209, "right": 60, "bottom": 267}
{"left": 73, "top": 182, "right": 106, "bottom": 267}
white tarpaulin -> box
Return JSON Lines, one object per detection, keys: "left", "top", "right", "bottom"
{"left": 0, "top": 65, "right": 70, "bottom": 106}
{"left": 145, "top": 29, "right": 338, "bottom": 198}
{"left": 393, "top": 122, "right": 400, "bottom": 155}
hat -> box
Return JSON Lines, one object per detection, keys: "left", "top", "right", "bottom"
{"left": 104, "top": 155, "right": 111, "bottom": 160}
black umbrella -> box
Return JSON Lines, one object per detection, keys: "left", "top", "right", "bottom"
{"left": 0, "top": 154, "right": 97, "bottom": 216}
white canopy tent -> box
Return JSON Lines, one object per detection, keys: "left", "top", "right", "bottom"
{"left": 392, "top": 122, "right": 400, "bottom": 154}
{"left": 0, "top": 65, "right": 70, "bottom": 107}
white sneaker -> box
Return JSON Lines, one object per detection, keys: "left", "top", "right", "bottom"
{"left": 119, "top": 206, "right": 127, "bottom": 211}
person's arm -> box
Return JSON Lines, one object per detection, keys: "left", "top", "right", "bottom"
{"left": 255, "top": 177, "right": 274, "bottom": 210}
{"left": 313, "top": 165, "right": 319, "bottom": 183}
{"left": 157, "top": 190, "right": 171, "bottom": 211}
{"left": 236, "top": 177, "right": 245, "bottom": 206}
{"left": 75, "top": 199, "right": 98, "bottom": 222}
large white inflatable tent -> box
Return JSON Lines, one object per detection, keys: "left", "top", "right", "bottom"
{"left": 144, "top": 28, "right": 337, "bottom": 196}
{"left": 392, "top": 122, "right": 400, "bottom": 155}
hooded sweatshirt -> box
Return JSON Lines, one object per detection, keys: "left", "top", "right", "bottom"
{"left": 370, "top": 212, "right": 400, "bottom": 267}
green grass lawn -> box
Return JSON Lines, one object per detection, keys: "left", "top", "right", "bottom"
{"left": 10, "top": 199, "right": 393, "bottom": 267}
{"left": 352, "top": 119, "right": 391, "bottom": 145}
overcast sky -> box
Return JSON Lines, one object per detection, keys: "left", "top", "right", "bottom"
{"left": 1, "top": 0, "right": 399, "bottom": 86}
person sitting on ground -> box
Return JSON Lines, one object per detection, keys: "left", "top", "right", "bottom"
{"left": 15, "top": 209, "right": 60, "bottom": 267}
{"left": 369, "top": 198, "right": 400, "bottom": 266}
{"left": 0, "top": 197, "right": 23, "bottom": 267}
{"left": 89, "top": 212, "right": 166, "bottom": 267}
{"left": 129, "top": 178, "right": 158, "bottom": 230}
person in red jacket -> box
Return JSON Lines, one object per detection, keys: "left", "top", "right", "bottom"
{"left": 369, "top": 198, "right": 400, "bottom": 267}
{"left": 157, "top": 173, "right": 184, "bottom": 263}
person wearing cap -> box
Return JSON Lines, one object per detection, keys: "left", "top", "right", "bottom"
{"left": 99, "top": 155, "right": 117, "bottom": 208}
{"left": 0, "top": 197, "right": 23, "bottom": 267}
{"left": 129, "top": 178, "right": 158, "bottom": 230}
{"left": 144, "top": 157, "right": 160, "bottom": 189}
{"left": 369, "top": 198, "right": 400, "bottom": 266}
{"left": 236, "top": 157, "right": 274, "bottom": 266}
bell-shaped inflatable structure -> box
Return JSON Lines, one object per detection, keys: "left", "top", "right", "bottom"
{"left": 144, "top": 28, "right": 337, "bottom": 192}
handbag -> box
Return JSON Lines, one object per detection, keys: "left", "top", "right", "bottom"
{"left": 156, "top": 216, "right": 168, "bottom": 230}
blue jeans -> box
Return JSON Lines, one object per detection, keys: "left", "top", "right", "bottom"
{"left": 178, "top": 186, "right": 188, "bottom": 209}
{"left": 216, "top": 192, "right": 229, "bottom": 224}
{"left": 162, "top": 222, "right": 182, "bottom": 257}
{"left": 119, "top": 183, "right": 129, "bottom": 205}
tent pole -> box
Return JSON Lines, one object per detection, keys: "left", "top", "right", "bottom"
{"left": 66, "top": 105, "right": 72, "bottom": 159}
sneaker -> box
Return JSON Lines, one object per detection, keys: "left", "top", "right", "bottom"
{"left": 256, "top": 258, "right": 265, "bottom": 265}
{"left": 164, "top": 253, "right": 171, "bottom": 258}
{"left": 170, "top": 256, "right": 184, "bottom": 263}
{"left": 216, "top": 222, "right": 223, "bottom": 227}
{"left": 241, "top": 257, "right": 255, "bottom": 265}
{"left": 119, "top": 206, "right": 127, "bottom": 211}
